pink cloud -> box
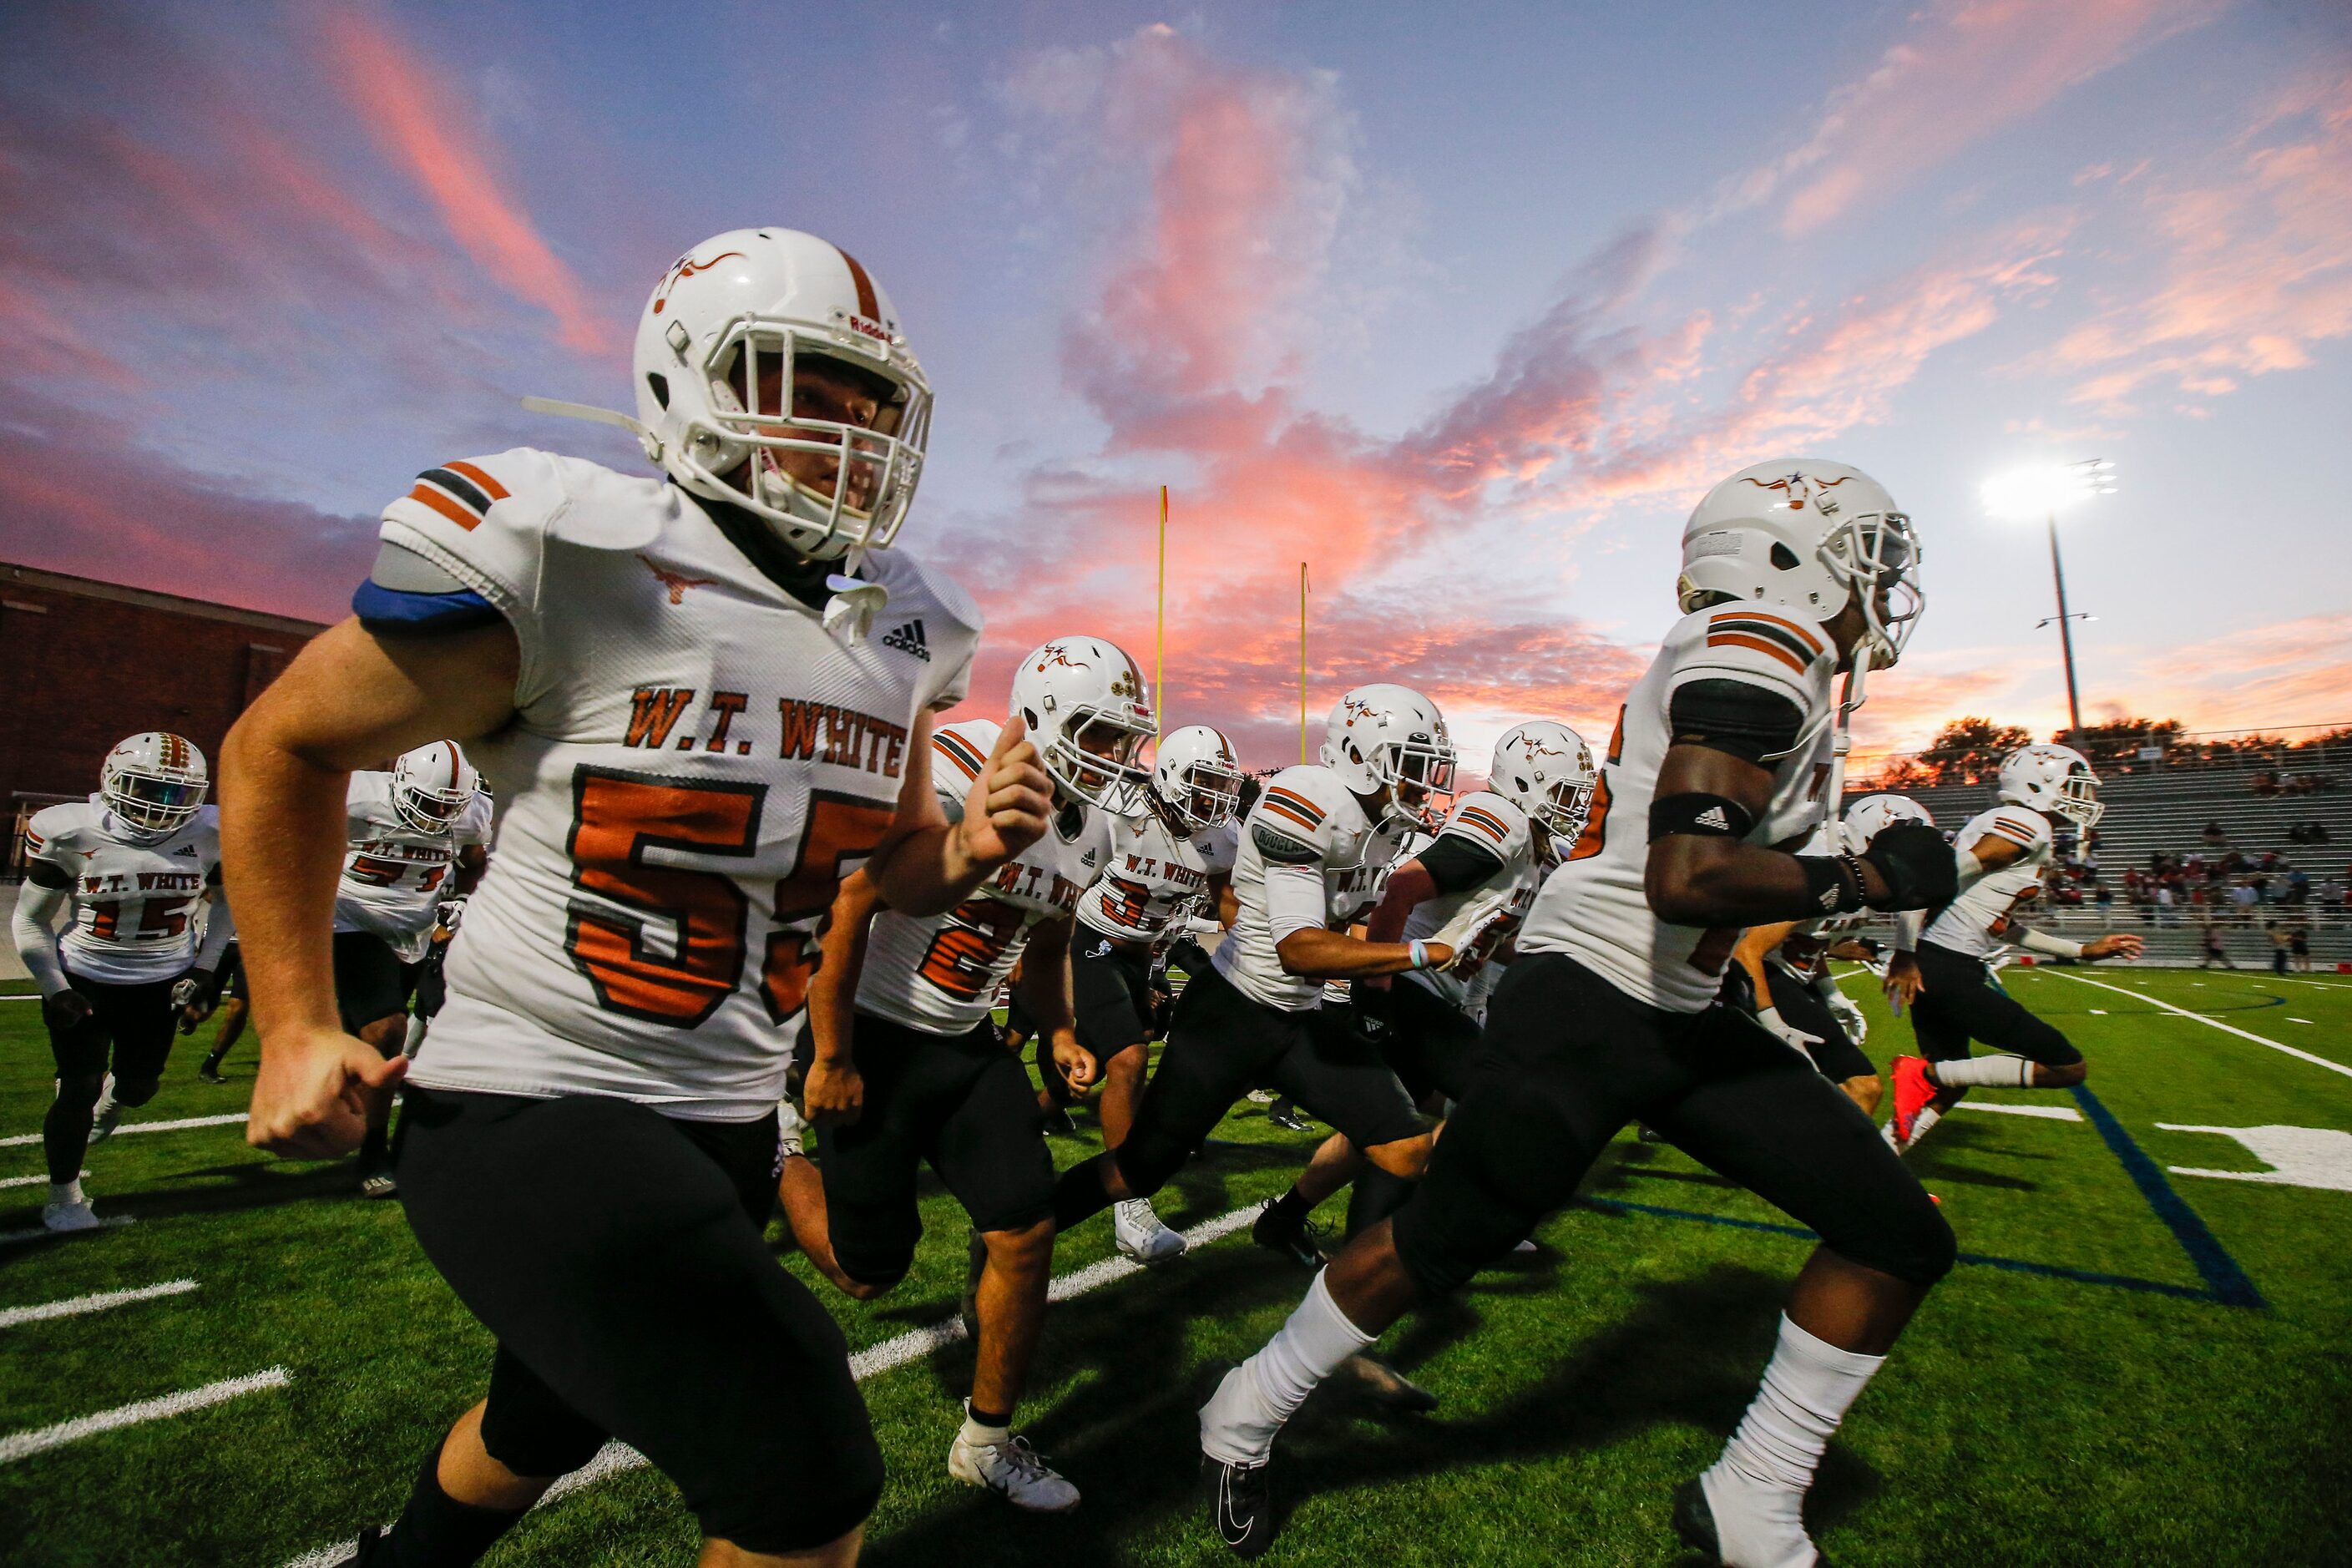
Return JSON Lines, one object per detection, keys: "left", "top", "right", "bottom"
{"left": 308, "top": 8, "right": 613, "bottom": 357}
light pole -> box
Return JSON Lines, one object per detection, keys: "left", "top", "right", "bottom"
{"left": 1982, "top": 459, "right": 2115, "bottom": 749}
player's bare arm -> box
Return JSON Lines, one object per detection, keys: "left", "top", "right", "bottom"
{"left": 1014, "top": 915, "right": 1095, "bottom": 1092}
{"left": 1732, "top": 919, "right": 1803, "bottom": 1010}
{"left": 223, "top": 617, "right": 519, "bottom": 1158}
{"left": 805, "top": 869, "right": 884, "bottom": 1125}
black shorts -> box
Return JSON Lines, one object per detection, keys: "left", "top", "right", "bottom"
{"left": 1003, "top": 989, "right": 1037, "bottom": 1043}
{"left": 393, "top": 1087, "right": 878, "bottom": 1553}
{"left": 412, "top": 938, "right": 451, "bottom": 1023}
{"left": 1071, "top": 932, "right": 1156, "bottom": 1055}
{"left": 1392, "top": 954, "right": 1954, "bottom": 1297}
{"left": 1113, "top": 959, "right": 1424, "bottom": 1196}
{"left": 1908, "top": 942, "right": 2081, "bottom": 1067}
{"left": 1379, "top": 979, "right": 1485, "bottom": 1104}
{"left": 1764, "top": 961, "right": 1877, "bottom": 1084}
{"left": 222, "top": 943, "right": 250, "bottom": 1003}
{"left": 333, "top": 930, "right": 420, "bottom": 1035}
{"left": 48, "top": 969, "right": 180, "bottom": 1085}
{"left": 816, "top": 1011, "right": 1057, "bottom": 1285}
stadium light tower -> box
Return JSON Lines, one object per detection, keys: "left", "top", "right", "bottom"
{"left": 1981, "top": 458, "right": 2115, "bottom": 747}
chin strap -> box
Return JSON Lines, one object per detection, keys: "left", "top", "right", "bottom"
{"left": 521, "top": 396, "right": 663, "bottom": 463}
{"left": 822, "top": 574, "right": 889, "bottom": 644}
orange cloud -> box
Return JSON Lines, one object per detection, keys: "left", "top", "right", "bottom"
{"left": 310, "top": 8, "right": 612, "bottom": 357}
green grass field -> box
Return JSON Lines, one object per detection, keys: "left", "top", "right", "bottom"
{"left": 3, "top": 964, "right": 2349, "bottom": 1566}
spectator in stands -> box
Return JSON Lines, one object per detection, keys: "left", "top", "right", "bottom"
{"left": 2157, "top": 885, "right": 2177, "bottom": 927}
{"left": 2095, "top": 883, "right": 2115, "bottom": 918}
{"left": 2231, "top": 882, "right": 2260, "bottom": 923}
{"left": 2286, "top": 868, "right": 2310, "bottom": 906}
{"left": 2251, "top": 771, "right": 2279, "bottom": 797}
{"left": 2204, "top": 817, "right": 2229, "bottom": 845}
{"left": 2199, "top": 921, "right": 2233, "bottom": 969}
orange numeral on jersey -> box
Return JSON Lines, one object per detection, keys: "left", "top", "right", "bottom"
{"left": 1567, "top": 706, "right": 1626, "bottom": 863}
{"left": 139, "top": 898, "right": 194, "bottom": 940}
{"left": 346, "top": 854, "right": 408, "bottom": 887}
{"left": 760, "top": 792, "right": 895, "bottom": 1024}
{"left": 1100, "top": 873, "right": 1151, "bottom": 929}
{"left": 87, "top": 901, "right": 121, "bottom": 941}
{"left": 917, "top": 898, "right": 1029, "bottom": 999}
{"left": 565, "top": 770, "right": 762, "bottom": 1027}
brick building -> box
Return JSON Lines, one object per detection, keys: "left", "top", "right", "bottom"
{"left": 0, "top": 562, "right": 326, "bottom": 867}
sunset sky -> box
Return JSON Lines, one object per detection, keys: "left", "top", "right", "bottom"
{"left": 3, "top": 0, "right": 2347, "bottom": 770}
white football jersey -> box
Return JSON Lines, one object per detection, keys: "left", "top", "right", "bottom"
{"left": 858, "top": 720, "right": 1111, "bottom": 1035}
{"left": 1520, "top": 604, "right": 1836, "bottom": 1014}
{"left": 1924, "top": 805, "right": 2052, "bottom": 961}
{"left": 1402, "top": 792, "right": 1555, "bottom": 1010}
{"left": 379, "top": 448, "right": 979, "bottom": 1120}
{"left": 1074, "top": 806, "right": 1237, "bottom": 946}
{"left": 1213, "top": 765, "right": 1417, "bottom": 1013}
{"left": 334, "top": 771, "right": 495, "bottom": 962}
{"left": 23, "top": 799, "right": 220, "bottom": 984}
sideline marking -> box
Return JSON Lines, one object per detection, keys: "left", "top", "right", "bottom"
{"left": 0, "top": 1278, "right": 196, "bottom": 1328}
{"left": 2046, "top": 971, "right": 2352, "bottom": 1079}
{"left": 281, "top": 1202, "right": 1268, "bottom": 1568}
{"left": 2072, "top": 1087, "right": 2264, "bottom": 1308}
{"left": 0, "top": 1170, "right": 85, "bottom": 1191}
{"left": 2156, "top": 1124, "right": 2352, "bottom": 1193}
{"left": 0, "top": 1112, "right": 246, "bottom": 1149}
{"left": 1954, "top": 1101, "right": 2081, "bottom": 1121}
{"left": 0, "top": 1367, "right": 288, "bottom": 1464}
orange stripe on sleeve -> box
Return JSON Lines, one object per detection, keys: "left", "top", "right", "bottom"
{"left": 1260, "top": 798, "right": 1321, "bottom": 833}
{"left": 1706, "top": 630, "right": 1810, "bottom": 675}
{"left": 443, "top": 460, "right": 508, "bottom": 501}
{"left": 407, "top": 483, "right": 483, "bottom": 531}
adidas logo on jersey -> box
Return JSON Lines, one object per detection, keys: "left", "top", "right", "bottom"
{"left": 880, "top": 619, "right": 930, "bottom": 661}
{"left": 1696, "top": 805, "right": 1731, "bottom": 831}
{"left": 174, "top": 845, "right": 200, "bottom": 856}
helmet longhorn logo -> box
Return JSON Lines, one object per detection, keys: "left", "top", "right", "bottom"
{"left": 652, "top": 250, "right": 746, "bottom": 315}
{"left": 1341, "top": 696, "right": 1376, "bottom": 727}
{"left": 1742, "top": 473, "right": 1851, "bottom": 511}
{"left": 1034, "top": 643, "right": 1089, "bottom": 671}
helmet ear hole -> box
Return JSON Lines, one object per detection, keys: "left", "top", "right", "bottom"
{"left": 1024, "top": 706, "right": 1041, "bottom": 731}
{"left": 645, "top": 372, "right": 670, "bottom": 411}
{"left": 1770, "top": 543, "right": 1801, "bottom": 570}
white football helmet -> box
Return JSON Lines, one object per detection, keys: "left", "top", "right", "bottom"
{"left": 1321, "top": 684, "right": 1456, "bottom": 828}
{"left": 1010, "top": 637, "right": 1157, "bottom": 816}
{"left": 1676, "top": 459, "right": 1923, "bottom": 669}
{"left": 1151, "top": 725, "right": 1245, "bottom": 832}
{"left": 1841, "top": 792, "right": 1934, "bottom": 852}
{"left": 392, "top": 741, "right": 483, "bottom": 835}
{"left": 630, "top": 228, "right": 932, "bottom": 561}
{"left": 1998, "top": 743, "right": 2103, "bottom": 828}
{"left": 1488, "top": 721, "right": 1597, "bottom": 841}
{"left": 100, "top": 732, "right": 208, "bottom": 839}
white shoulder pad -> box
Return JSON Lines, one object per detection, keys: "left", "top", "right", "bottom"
{"left": 1437, "top": 791, "right": 1530, "bottom": 860}
{"left": 379, "top": 448, "right": 571, "bottom": 619}
{"left": 929, "top": 719, "right": 1002, "bottom": 818}
{"left": 867, "top": 549, "right": 984, "bottom": 713}
{"left": 1196, "top": 818, "right": 1241, "bottom": 876}
{"left": 1250, "top": 766, "right": 1351, "bottom": 861}
{"left": 1965, "top": 806, "right": 2051, "bottom": 857}
{"left": 1669, "top": 604, "right": 1829, "bottom": 707}
{"left": 21, "top": 802, "right": 91, "bottom": 869}
{"left": 458, "top": 792, "right": 496, "bottom": 847}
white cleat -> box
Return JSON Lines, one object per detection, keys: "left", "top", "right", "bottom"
{"left": 948, "top": 1430, "right": 1081, "bottom": 1513}
{"left": 43, "top": 1196, "right": 103, "bottom": 1233}
{"left": 1113, "top": 1197, "right": 1188, "bottom": 1264}
{"left": 88, "top": 1074, "right": 121, "bottom": 1145}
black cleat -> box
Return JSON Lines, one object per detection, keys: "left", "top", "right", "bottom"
{"left": 1671, "top": 1477, "right": 1834, "bottom": 1567}
{"left": 1041, "top": 1105, "right": 1078, "bottom": 1136}
{"left": 1267, "top": 1106, "right": 1315, "bottom": 1133}
{"left": 332, "top": 1525, "right": 389, "bottom": 1566}
{"left": 1252, "top": 1206, "right": 1332, "bottom": 1270}
{"left": 1337, "top": 1351, "right": 1438, "bottom": 1414}
{"left": 1206, "top": 1455, "right": 1274, "bottom": 1558}
{"left": 196, "top": 1059, "right": 228, "bottom": 1085}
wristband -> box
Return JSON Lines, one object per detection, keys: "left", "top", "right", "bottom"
{"left": 1409, "top": 939, "right": 1430, "bottom": 971}
{"left": 1793, "top": 854, "right": 1865, "bottom": 915}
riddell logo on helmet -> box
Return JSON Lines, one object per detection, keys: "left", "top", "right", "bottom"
{"left": 651, "top": 251, "right": 746, "bottom": 315}
{"left": 843, "top": 314, "right": 890, "bottom": 343}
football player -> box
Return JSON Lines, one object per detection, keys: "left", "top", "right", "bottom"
{"left": 1050, "top": 685, "right": 1464, "bottom": 1282}
{"left": 771, "top": 638, "right": 1147, "bottom": 1513}
{"left": 226, "top": 228, "right": 1054, "bottom": 1568}
{"left": 1199, "top": 461, "right": 1960, "bottom": 1566}
{"left": 1883, "top": 745, "right": 2143, "bottom": 1151}
{"left": 1727, "top": 793, "right": 1932, "bottom": 1116}
{"left": 12, "top": 733, "right": 233, "bottom": 1232}
{"left": 1068, "top": 722, "right": 1244, "bottom": 1262}
{"left": 194, "top": 941, "right": 250, "bottom": 1082}
{"left": 334, "top": 741, "right": 492, "bottom": 1197}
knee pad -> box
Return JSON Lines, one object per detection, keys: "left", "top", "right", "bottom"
{"left": 478, "top": 1394, "right": 609, "bottom": 1479}
{"left": 829, "top": 1219, "right": 917, "bottom": 1294}
{"left": 53, "top": 1074, "right": 105, "bottom": 1111}
{"left": 111, "top": 1076, "right": 161, "bottom": 1109}
{"left": 1831, "top": 1199, "right": 1957, "bottom": 1288}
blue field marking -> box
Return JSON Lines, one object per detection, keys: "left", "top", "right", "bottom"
{"left": 2071, "top": 1086, "right": 2266, "bottom": 1308}
{"left": 1577, "top": 1196, "right": 2223, "bottom": 1305}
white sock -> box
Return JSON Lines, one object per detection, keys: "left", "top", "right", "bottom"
{"left": 1201, "top": 1271, "right": 1373, "bottom": 1465}
{"left": 1930, "top": 1054, "right": 2034, "bottom": 1088}
{"left": 49, "top": 1179, "right": 85, "bottom": 1206}
{"left": 1702, "top": 1315, "right": 1885, "bottom": 1568}
{"left": 958, "top": 1402, "right": 1010, "bottom": 1449}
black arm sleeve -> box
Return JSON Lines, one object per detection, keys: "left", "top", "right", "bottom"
{"left": 25, "top": 861, "right": 72, "bottom": 890}
{"left": 1418, "top": 835, "right": 1506, "bottom": 896}
{"left": 1667, "top": 678, "right": 1808, "bottom": 766}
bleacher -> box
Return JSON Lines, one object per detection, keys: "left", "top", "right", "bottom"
{"left": 1844, "top": 741, "right": 2352, "bottom": 968}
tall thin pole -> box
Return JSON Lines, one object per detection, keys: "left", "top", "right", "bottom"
{"left": 1298, "top": 562, "right": 1308, "bottom": 764}
{"left": 2047, "top": 513, "right": 2083, "bottom": 746}
{"left": 1156, "top": 485, "right": 1167, "bottom": 731}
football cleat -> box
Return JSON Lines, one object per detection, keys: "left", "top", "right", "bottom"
{"left": 1887, "top": 1055, "right": 1938, "bottom": 1150}
{"left": 330, "top": 1524, "right": 390, "bottom": 1566}
{"left": 948, "top": 1429, "right": 1080, "bottom": 1513}
{"left": 358, "top": 1173, "right": 399, "bottom": 1201}
{"left": 1252, "top": 1205, "right": 1331, "bottom": 1271}
{"left": 88, "top": 1100, "right": 122, "bottom": 1145}
{"left": 196, "top": 1060, "right": 228, "bottom": 1085}
{"left": 1266, "top": 1101, "right": 1314, "bottom": 1133}
{"left": 1338, "top": 1351, "right": 1437, "bottom": 1414}
{"left": 1113, "top": 1198, "right": 1187, "bottom": 1264}
{"left": 1673, "top": 1474, "right": 1835, "bottom": 1567}
{"left": 43, "top": 1196, "right": 103, "bottom": 1233}
{"left": 1206, "top": 1454, "right": 1275, "bottom": 1558}
{"left": 1042, "top": 1105, "right": 1079, "bottom": 1137}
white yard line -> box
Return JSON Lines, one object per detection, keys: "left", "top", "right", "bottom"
{"left": 2047, "top": 970, "right": 2352, "bottom": 1079}
{"left": 0, "top": 1112, "right": 245, "bottom": 1149}
{"left": 281, "top": 1201, "right": 1269, "bottom": 1568}
{"left": 1953, "top": 1101, "right": 2082, "bottom": 1121}
{"left": 0, "top": 1367, "right": 288, "bottom": 1464}
{"left": 0, "top": 1170, "right": 85, "bottom": 1191}
{"left": 0, "top": 1278, "right": 197, "bottom": 1328}
{"left": 0, "top": 1216, "right": 133, "bottom": 1247}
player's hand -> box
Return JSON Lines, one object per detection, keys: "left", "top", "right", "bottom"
{"left": 40, "top": 989, "right": 94, "bottom": 1030}
{"left": 1756, "top": 1006, "right": 1824, "bottom": 1054}
{"left": 1422, "top": 942, "right": 1458, "bottom": 971}
{"left": 958, "top": 717, "right": 1055, "bottom": 872}
{"left": 804, "top": 1055, "right": 865, "bottom": 1126}
{"left": 247, "top": 1024, "right": 408, "bottom": 1159}
{"left": 172, "top": 973, "right": 217, "bottom": 1034}
{"left": 1825, "top": 993, "right": 1869, "bottom": 1045}
{"left": 2085, "top": 933, "right": 2143, "bottom": 961}
{"left": 1883, "top": 951, "right": 1925, "bottom": 1014}
{"left": 1051, "top": 1034, "right": 1098, "bottom": 1092}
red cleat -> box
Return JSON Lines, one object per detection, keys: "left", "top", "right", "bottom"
{"left": 1889, "top": 1055, "right": 1939, "bottom": 1149}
